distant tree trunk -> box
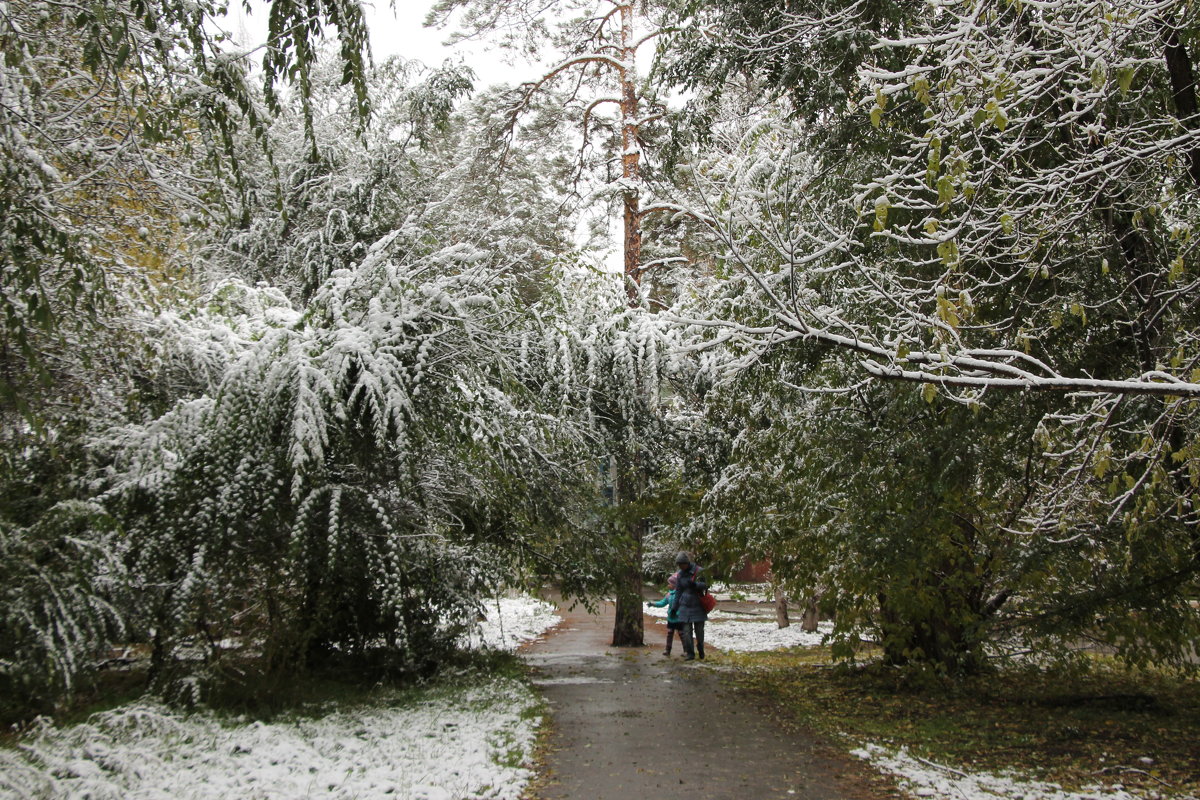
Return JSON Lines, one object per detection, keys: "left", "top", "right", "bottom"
{"left": 773, "top": 582, "right": 791, "bottom": 629}
{"left": 1160, "top": 15, "right": 1200, "bottom": 188}
{"left": 149, "top": 603, "right": 172, "bottom": 685}
{"left": 802, "top": 594, "right": 820, "bottom": 632}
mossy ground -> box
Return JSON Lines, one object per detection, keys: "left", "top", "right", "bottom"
{"left": 719, "top": 648, "right": 1200, "bottom": 798}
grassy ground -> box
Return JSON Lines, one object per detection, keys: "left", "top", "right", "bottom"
{"left": 721, "top": 648, "right": 1200, "bottom": 798}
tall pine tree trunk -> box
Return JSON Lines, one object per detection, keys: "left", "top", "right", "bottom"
{"left": 611, "top": 450, "right": 646, "bottom": 645}
{"left": 610, "top": 0, "right": 646, "bottom": 647}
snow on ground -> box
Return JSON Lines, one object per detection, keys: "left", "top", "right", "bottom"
{"left": 852, "top": 744, "right": 1147, "bottom": 800}
{"left": 706, "top": 582, "right": 773, "bottom": 602}
{"left": 645, "top": 600, "right": 832, "bottom": 652}
{"left": 0, "top": 677, "right": 540, "bottom": 800}
{"left": 704, "top": 619, "right": 833, "bottom": 652}
{"left": 466, "top": 594, "right": 560, "bottom": 651}
{"left": 644, "top": 603, "right": 731, "bottom": 621}
{"left": 1, "top": 594, "right": 561, "bottom": 800}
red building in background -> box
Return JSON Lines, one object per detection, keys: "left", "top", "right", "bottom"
{"left": 731, "top": 559, "right": 771, "bottom": 583}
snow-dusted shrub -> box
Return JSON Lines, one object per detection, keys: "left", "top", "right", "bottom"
{"left": 101, "top": 252, "right": 590, "bottom": 694}
{"left": 0, "top": 502, "right": 126, "bottom": 719}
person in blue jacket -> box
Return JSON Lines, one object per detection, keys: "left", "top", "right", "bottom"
{"left": 647, "top": 574, "right": 682, "bottom": 656}
{"left": 669, "top": 551, "right": 709, "bottom": 661}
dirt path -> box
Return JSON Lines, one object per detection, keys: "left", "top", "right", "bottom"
{"left": 521, "top": 593, "right": 887, "bottom": 800}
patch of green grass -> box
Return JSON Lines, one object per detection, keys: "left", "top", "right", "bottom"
{"left": 724, "top": 651, "right": 1200, "bottom": 797}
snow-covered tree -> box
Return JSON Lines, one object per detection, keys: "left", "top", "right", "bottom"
{"left": 0, "top": 0, "right": 377, "bottom": 714}
{"left": 657, "top": 0, "right": 1200, "bottom": 671}
{"left": 662, "top": 0, "right": 1200, "bottom": 394}
{"left": 429, "top": 0, "right": 687, "bottom": 646}
{"left": 0, "top": 0, "right": 371, "bottom": 403}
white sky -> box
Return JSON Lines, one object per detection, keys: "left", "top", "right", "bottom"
{"left": 229, "top": 0, "right": 537, "bottom": 88}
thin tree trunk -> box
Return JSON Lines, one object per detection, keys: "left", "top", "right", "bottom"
{"left": 802, "top": 595, "right": 820, "bottom": 633}
{"left": 1155, "top": 19, "right": 1200, "bottom": 569}
{"left": 774, "top": 582, "right": 791, "bottom": 629}
{"left": 620, "top": 1, "right": 641, "bottom": 302}
{"left": 1161, "top": 15, "right": 1200, "bottom": 188}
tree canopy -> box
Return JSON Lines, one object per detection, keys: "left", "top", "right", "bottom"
{"left": 3, "top": 0, "right": 1200, "bottom": 719}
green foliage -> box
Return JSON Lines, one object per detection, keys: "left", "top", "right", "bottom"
{"left": 102, "top": 262, "right": 576, "bottom": 695}
{"left": 697, "top": 355, "right": 1036, "bottom": 673}
{"left": 0, "top": 27, "right": 599, "bottom": 716}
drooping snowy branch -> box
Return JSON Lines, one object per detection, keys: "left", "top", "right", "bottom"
{"left": 662, "top": 0, "right": 1200, "bottom": 399}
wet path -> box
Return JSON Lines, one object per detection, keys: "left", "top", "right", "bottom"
{"left": 521, "top": 594, "right": 884, "bottom": 800}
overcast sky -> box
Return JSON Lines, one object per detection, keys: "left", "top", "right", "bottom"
{"left": 229, "top": 0, "right": 534, "bottom": 87}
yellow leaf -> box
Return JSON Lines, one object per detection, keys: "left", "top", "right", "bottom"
{"left": 993, "top": 106, "right": 1008, "bottom": 131}
{"left": 1168, "top": 255, "right": 1185, "bottom": 283}
{"left": 1117, "top": 66, "right": 1135, "bottom": 96}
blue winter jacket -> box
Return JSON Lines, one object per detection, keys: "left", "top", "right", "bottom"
{"left": 649, "top": 589, "right": 679, "bottom": 624}
{"left": 669, "top": 564, "right": 709, "bottom": 623}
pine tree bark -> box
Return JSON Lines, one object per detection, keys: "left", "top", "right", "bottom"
{"left": 611, "top": 451, "right": 646, "bottom": 646}
{"left": 610, "top": 0, "right": 646, "bottom": 647}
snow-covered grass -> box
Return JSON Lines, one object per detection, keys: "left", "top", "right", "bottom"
{"left": 851, "top": 744, "right": 1149, "bottom": 800}
{"left": 704, "top": 619, "right": 833, "bottom": 652}
{"left": 466, "top": 595, "right": 560, "bottom": 651}
{"left": 0, "top": 677, "right": 540, "bottom": 800}
{"left": 646, "top": 600, "right": 833, "bottom": 652}
{"left": 1, "top": 594, "right": 562, "bottom": 800}
{"left": 706, "top": 582, "right": 772, "bottom": 602}
{"left": 644, "top": 602, "right": 729, "bottom": 620}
